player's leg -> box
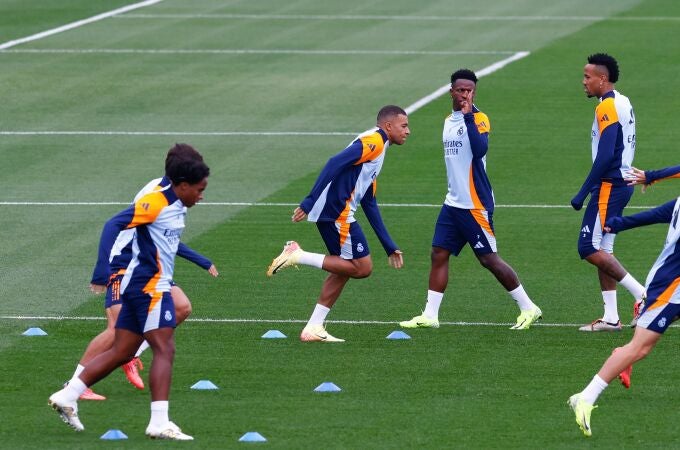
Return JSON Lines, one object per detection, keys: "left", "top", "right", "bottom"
{"left": 48, "top": 327, "right": 143, "bottom": 432}
{"left": 70, "top": 275, "right": 125, "bottom": 400}
{"left": 124, "top": 284, "right": 192, "bottom": 390}
{"left": 578, "top": 184, "right": 644, "bottom": 331}
{"left": 401, "top": 205, "right": 462, "bottom": 329}
{"left": 299, "top": 222, "right": 370, "bottom": 342}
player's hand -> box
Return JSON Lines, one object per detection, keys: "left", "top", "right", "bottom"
{"left": 570, "top": 197, "right": 583, "bottom": 211}
{"left": 626, "top": 167, "right": 648, "bottom": 193}
{"left": 460, "top": 90, "right": 473, "bottom": 114}
{"left": 89, "top": 283, "right": 106, "bottom": 294}
{"left": 388, "top": 250, "right": 403, "bottom": 269}
{"left": 291, "top": 207, "right": 307, "bottom": 222}
{"left": 207, "top": 264, "right": 219, "bottom": 277}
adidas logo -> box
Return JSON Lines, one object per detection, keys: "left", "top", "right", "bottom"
{"left": 473, "top": 241, "right": 485, "bottom": 249}
{"left": 581, "top": 225, "right": 591, "bottom": 233}
{"left": 600, "top": 113, "right": 610, "bottom": 122}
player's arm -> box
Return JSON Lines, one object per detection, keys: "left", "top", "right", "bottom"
{"left": 464, "top": 113, "right": 489, "bottom": 158}
{"left": 604, "top": 199, "right": 676, "bottom": 233}
{"left": 628, "top": 165, "right": 680, "bottom": 187}
{"left": 360, "top": 184, "right": 402, "bottom": 268}
{"left": 571, "top": 123, "right": 619, "bottom": 210}
{"left": 177, "top": 242, "right": 219, "bottom": 277}
{"left": 299, "top": 140, "right": 364, "bottom": 214}
{"left": 91, "top": 192, "right": 166, "bottom": 285}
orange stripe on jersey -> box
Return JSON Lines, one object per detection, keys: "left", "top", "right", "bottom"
{"left": 468, "top": 166, "right": 484, "bottom": 210}
{"left": 473, "top": 112, "right": 491, "bottom": 134}
{"left": 142, "top": 251, "right": 162, "bottom": 295}
{"left": 595, "top": 98, "right": 619, "bottom": 135}
{"left": 470, "top": 209, "right": 494, "bottom": 236}
{"left": 128, "top": 191, "right": 170, "bottom": 228}
{"left": 336, "top": 191, "right": 354, "bottom": 246}
{"left": 597, "top": 181, "right": 612, "bottom": 230}
{"left": 645, "top": 277, "right": 680, "bottom": 311}
{"left": 355, "top": 131, "right": 385, "bottom": 165}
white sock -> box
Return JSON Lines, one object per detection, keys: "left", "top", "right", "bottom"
{"left": 72, "top": 364, "right": 85, "bottom": 379}
{"left": 297, "top": 251, "right": 325, "bottom": 269}
{"left": 602, "top": 290, "right": 619, "bottom": 323}
{"left": 580, "top": 374, "right": 608, "bottom": 404}
{"left": 423, "top": 290, "right": 444, "bottom": 319}
{"left": 149, "top": 401, "right": 169, "bottom": 429}
{"left": 59, "top": 376, "right": 87, "bottom": 403}
{"left": 135, "top": 340, "right": 150, "bottom": 358}
{"left": 508, "top": 284, "right": 536, "bottom": 311}
{"left": 306, "top": 304, "right": 330, "bottom": 327}
{"left": 619, "top": 273, "right": 646, "bottom": 301}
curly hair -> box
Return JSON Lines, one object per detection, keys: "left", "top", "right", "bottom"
{"left": 587, "top": 53, "right": 619, "bottom": 83}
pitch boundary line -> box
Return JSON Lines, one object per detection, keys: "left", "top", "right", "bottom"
{"left": 117, "top": 13, "right": 680, "bottom": 22}
{"left": 0, "top": 0, "right": 164, "bottom": 50}
{"left": 0, "top": 315, "right": 615, "bottom": 328}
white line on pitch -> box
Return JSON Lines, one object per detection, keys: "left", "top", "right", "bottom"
{"left": 116, "top": 13, "right": 680, "bottom": 22}
{"left": 0, "top": 0, "right": 164, "bottom": 50}
{"left": 2, "top": 48, "right": 515, "bottom": 56}
{"left": 0, "top": 315, "right": 602, "bottom": 328}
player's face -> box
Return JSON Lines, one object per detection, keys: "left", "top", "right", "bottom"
{"left": 384, "top": 114, "right": 410, "bottom": 145}
{"left": 176, "top": 178, "right": 208, "bottom": 207}
{"left": 583, "top": 64, "right": 603, "bottom": 98}
{"left": 450, "top": 79, "right": 475, "bottom": 110}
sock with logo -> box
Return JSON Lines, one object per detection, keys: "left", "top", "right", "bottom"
{"left": 306, "top": 303, "right": 330, "bottom": 327}
{"left": 423, "top": 290, "right": 443, "bottom": 319}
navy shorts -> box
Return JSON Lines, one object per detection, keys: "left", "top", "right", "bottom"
{"left": 316, "top": 221, "right": 370, "bottom": 260}
{"left": 116, "top": 291, "right": 176, "bottom": 335}
{"left": 577, "top": 182, "right": 633, "bottom": 259}
{"left": 432, "top": 205, "right": 497, "bottom": 256}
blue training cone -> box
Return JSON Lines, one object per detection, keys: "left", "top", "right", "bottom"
{"left": 191, "top": 380, "right": 219, "bottom": 390}
{"left": 314, "top": 382, "right": 342, "bottom": 392}
{"left": 239, "top": 431, "right": 267, "bottom": 442}
{"left": 386, "top": 330, "right": 411, "bottom": 340}
{"left": 261, "top": 329, "right": 287, "bottom": 339}
{"left": 100, "top": 429, "right": 128, "bottom": 440}
{"left": 22, "top": 327, "right": 47, "bottom": 336}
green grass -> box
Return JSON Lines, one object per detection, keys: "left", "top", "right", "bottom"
{"left": 3, "top": 0, "right": 680, "bottom": 447}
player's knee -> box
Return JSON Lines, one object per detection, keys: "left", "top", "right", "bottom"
{"left": 175, "top": 300, "right": 192, "bottom": 323}
{"left": 430, "top": 247, "right": 449, "bottom": 265}
{"left": 350, "top": 260, "right": 372, "bottom": 278}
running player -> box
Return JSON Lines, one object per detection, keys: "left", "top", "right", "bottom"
{"left": 400, "top": 68, "right": 542, "bottom": 330}
{"left": 266, "top": 105, "right": 409, "bottom": 342}
{"left": 569, "top": 195, "right": 680, "bottom": 436}
{"left": 571, "top": 53, "right": 645, "bottom": 332}
{"left": 49, "top": 144, "right": 210, "bottom": 440}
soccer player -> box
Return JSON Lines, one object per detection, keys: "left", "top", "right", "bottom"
{"left": 568, "top": 195, "right": 680, "bottom": 437}
{"left": 266, "top": 105, "right": 409, "bottom": 342}
{"left": 48, "top": 144, "right": 210, "bottom": 440}
{"left": 571, "top": 53, "right": 645, "bottom": 332}
{"left": 73, "top": 145, "right": 218, "bottom": 400}
{"left": 400, "top": 69, "right": 542, "bottom": 330}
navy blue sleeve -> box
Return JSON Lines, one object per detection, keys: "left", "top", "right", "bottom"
{"left": 464, "top": 112, "right": 489, "bottom": 158}
{"left": 360, "top": 187, "right": 398, "bottom": 255}
{"left": 91, "top": 205, "right": 136, "bottom": 285}
{"left": 572, "top": 124, "right": 619, "bottom": 209}
{"left": 177, "top": 242, "right": 212, "bottom": 270}
{"left": 645, "top": 165, "right": 680, "bottom": 185}
{"left": 299, "top": 140, "right": 364, "bottom": 213}
{"left": 605, "top": 199, "right": 676, "bottom": 233}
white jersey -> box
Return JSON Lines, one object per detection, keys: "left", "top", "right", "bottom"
{"left": 590, "top": 89, "right": 636, "bottom": 179}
